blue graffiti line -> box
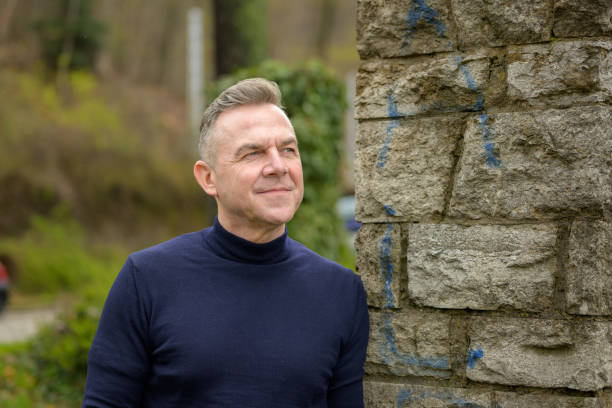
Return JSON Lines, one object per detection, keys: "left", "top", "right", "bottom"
{"left": 467, "top": 347, "right": 484, "bottom": 369}
{"left": 455, "top": 56, "right": 484, "bottom": 111}
{"left": 376, "top": 120, "right": 399, "bottom": 168}
{"left": 456, "top": 56, "right": 502, "bottom": 168}
{"left": 379, "top": 313, "right": 451, "bottom": 378}
{"left": 383, "top": 205, "right": 396, "bottom": 216}
{"left": 397, "top": 389, "right": 412, "bottom": 406}
{"left": 379, "top": 224, "right": 395, "bottom": 307}
{"left": 396, "top": 388, "right": 487, "bottom": 408}
{"left": 404, "top": 0, "right": 446, "bottom": 46}
{"left": 387, "top": 91, "right": 401, "bottom": 118}
{"left": 478, "top": 114, "right": 502, "bottom": 168}
{"left": 377, "top": 91, "right": 403, "bottom": 168}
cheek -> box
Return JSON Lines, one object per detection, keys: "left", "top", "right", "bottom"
{"left": 290, "top": 161, "right": 303, "bottom": 182}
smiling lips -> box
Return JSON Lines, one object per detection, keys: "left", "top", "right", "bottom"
{"left": 256, "top": 186, "right": 293, "bottom": 194}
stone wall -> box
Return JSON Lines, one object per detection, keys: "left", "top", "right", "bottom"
{"left": 354, "top": 0, "right": 612, "bottom": 406}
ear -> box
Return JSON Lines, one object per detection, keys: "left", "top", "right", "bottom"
{"left": 193, "top": 160, "right": 218, "bottom": 197}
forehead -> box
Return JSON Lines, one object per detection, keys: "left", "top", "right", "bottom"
{"left": 215, "top": 104, "right": 294, "bottom": 140}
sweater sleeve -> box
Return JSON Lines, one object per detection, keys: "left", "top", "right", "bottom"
{"left": 327, "top": 275, "right": 370, "bottom": 408}
{"left": 82, "top": 257, "right": 151, "bottom": 407}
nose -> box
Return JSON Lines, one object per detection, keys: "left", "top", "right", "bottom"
{"left": 262, "top": 148, "right": 288, "bottom": 176}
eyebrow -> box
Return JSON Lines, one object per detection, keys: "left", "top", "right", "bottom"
{"left": 234, "top": 137, "right": 298, "bottom": 158}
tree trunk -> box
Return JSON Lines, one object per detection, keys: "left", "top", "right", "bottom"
{"left": 213, "top": 0, "right": 267, "bottom": 77}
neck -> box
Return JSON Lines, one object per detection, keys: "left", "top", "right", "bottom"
{"left": 216, "top": 215, "right": 286, "bottom": 244}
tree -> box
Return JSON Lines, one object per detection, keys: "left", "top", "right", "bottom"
{"left": 213, "top": 0, "right": 268, "bottom": 76}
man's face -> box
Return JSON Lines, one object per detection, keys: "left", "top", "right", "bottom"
{"left": 196, "top": 103, "right": 304, "bottom": 239}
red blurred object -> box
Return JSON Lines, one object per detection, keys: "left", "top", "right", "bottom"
{"left": 0, "top": 261, "right": 9, "bottom": 313}
{"left": 0, "top": 262, "right": 9, "bottom": 283}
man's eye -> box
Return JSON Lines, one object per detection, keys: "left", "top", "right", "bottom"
{"left": 284, "top": 147, "right": 296, "bottom": 154}
{"left": 245, "top": 151, "right": 260, "bottom": 158}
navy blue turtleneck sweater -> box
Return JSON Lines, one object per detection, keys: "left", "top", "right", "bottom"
{"left": 82, "top": 219, "right": 369, "bottom": 407}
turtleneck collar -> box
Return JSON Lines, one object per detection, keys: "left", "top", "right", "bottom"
{"left": 203, "top": 217, "right": 290, "bottom": 264}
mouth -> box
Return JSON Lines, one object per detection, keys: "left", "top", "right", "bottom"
{"left": 256, "top": 187, "right": 293, "bottom": 194}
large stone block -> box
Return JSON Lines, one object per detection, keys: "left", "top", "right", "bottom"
{"left": 449, "top": 106, "right": 612, "bottom": 220}
{"left": 367, "top": 310, "right": 451, "bottom": 378}
{"left": 364, "top": 382, "right": 491, "bottom": 408}
{"left": 507, "top": 41, "right": 612, "bottom": 108}
{"left": 553, "top": 0, "right": 612, "bottom": 37}
{"left": 357, "top": 0, "right": 456, "bottom": 59}
{"left": 356, "top": 51, "right": 495, "bottom": 120}
{"left": 495, "top": 392, "right": 599, "bottom": 408}
{"left": 451, "top": 0, "right": 551, "bottom": 49}
{"left": 407, "top": 223, "right": 557, "bottom": 311}
{"left": 566, "top": 219, "right": 612, "bottom": 315}
{"left": 355, "top": 116, "right": 463, "bottom": 221}
{"left": 355, "top": 223, "right": 402, "bottom": 308}
{"left": 467, "top": 317, "right": 612, "bottom": 391}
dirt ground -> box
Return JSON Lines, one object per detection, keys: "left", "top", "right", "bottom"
{"left": 0, "top": 308, "right": 59, "bottom": 344}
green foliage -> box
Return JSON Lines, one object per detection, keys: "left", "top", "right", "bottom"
{"left": 27, "top": 302, "right": 100, "bottom": 402}
{"left": 0, "top": 210, "right": 122, "bottom": 405}
{"left": 0, "top": 208, "right": 124, "bottom": 296}
{"left": 0, "top": 69, "right": 208, "bottom": 237}
{"left": 212, "top": 60, "right": 351, "bottom": 264}
{"left": 0, "top": 301, "right": 102, "bottom": 406}
{"left": 31, "top": 0, "right": 106, "bottom": 72}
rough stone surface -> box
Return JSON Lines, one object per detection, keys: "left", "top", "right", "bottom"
{"left": 364, "top": 382, "right": 491, "bottom": 407}
{"left": 603, "top": 389, "right": 612, "bottom": 408}
{"left": 357, "top": 0, "right": 456, "bottom": 59}
{"left": 355, "top": 223, "right": 402, "bottom": 308}
{"left": 566, "top": 219, "right": 612, "bottom": 315}
{"left": 449, "top": 106, "right": 612, "bottom": 220}
{"left": 553, "top": 0, "right": 612, "bottom": 37}
{"left": 355, "top": 117, "right": 463, "bottom": 221}
{"left": 507, "top": 41, "right": 612, "bottom": 108}
{"left": 467, "top": 317, "right": 612, "bottom": 391}
{"left": 367, "top": 310, "right": 451, "bottom": 378}
{"left": 407, "top": 223, "right": 557, "bottom": 311}
{"left": 495, "top": 392, "right": 599, "bottom": 408}
{"left": 355, "top": 51, "right": 499, "bottom": 120}
{"left": 451, "top": 0, "right": 551, "bottom": 49}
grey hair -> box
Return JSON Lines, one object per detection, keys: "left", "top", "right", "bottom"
{"left": 198, "top": 78, "right": 283, "bottom": 165}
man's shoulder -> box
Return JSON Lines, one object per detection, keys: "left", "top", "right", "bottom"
{"left": 287, "top": 238, "right": 358, "bottom": 281}
{"left": 128, "top": 229, "right": 206, "bottom": 269}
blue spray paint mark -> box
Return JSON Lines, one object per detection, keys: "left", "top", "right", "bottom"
{"left": 396, "top": 387, "right": 487, "bottom": 407}
{"left": 379, "top": 312, "right": 451, "bottom": 378}
{"left": 478, "top": 114, "right": 502, "bottom": 168}
{"left": 456, "top": 56, "right": 502, "bottom": 168}
{"left": 379, "top": 224, "right": 395, "bottom": 307}
{"left": 383, "top": 205, "right": 396, "bottom": 216}
{"left": 397, "top": 389, "right": 412, "bottom": 406}
{"left": 377, "top": 224, "right": 450, "bottom": 378}
{"left": 376, "top": 91, "right": 403, "bottom": 168}
{"left": 404, "top": 0, "right": 446, "bottom": 46}
{"left": 387, "top": 91, "right": 401, "bottom": 118}
{"left": 467, "top": 347, "right": 484, "bottom": 369}
{"left": 455, "top": 56, "right": 485, "bottom": 111}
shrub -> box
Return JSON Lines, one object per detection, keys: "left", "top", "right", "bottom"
{"left": 0, "top": 69, "right": 209, "bottom": 238}
{"left": 0, "top": 301, "right": 102, "bottom": 406}
{"left": 0, "top": 207, "right": 123, "bottom": 295}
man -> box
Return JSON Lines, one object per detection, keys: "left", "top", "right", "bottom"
{"left": 82, "top": 78, "right": 369, "bottom": 407}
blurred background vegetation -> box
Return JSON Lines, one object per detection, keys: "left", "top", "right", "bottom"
{"left": 0, "top": 0, "right": 359, "bottom": 405}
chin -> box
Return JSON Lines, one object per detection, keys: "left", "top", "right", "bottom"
{"left": 259, "top": 209, "right": 297, "bottom": 226}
